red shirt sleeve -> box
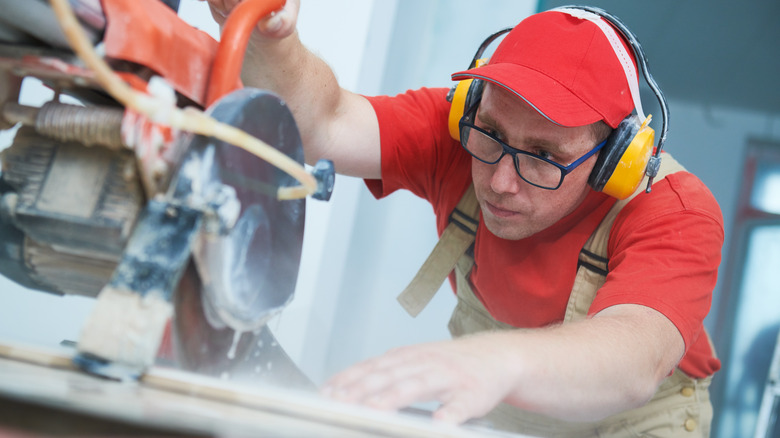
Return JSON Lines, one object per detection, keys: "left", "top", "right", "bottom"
{"left": 363, "top": 88, "right": 472, "bottom": 225}
{"left": 590, "top": 172, "right": 724, "bottom": 377}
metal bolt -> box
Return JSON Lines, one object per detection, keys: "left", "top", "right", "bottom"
{"left": 311, "top": 159, "right": 335, "bottom": 201}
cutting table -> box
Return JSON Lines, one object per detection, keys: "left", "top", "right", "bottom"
{"left": 0, "top": 341, "right": 533, "bottom": 438}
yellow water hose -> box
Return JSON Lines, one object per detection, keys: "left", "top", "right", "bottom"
{"left": 49, "top": 0, "right": 316, "bottom": 200}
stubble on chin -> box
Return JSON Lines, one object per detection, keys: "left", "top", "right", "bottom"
{"left": 479, "top": 202, "right": 538, "bottom": 241}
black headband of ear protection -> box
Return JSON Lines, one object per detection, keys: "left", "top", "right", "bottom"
{"left": 468, "top": 27, "right": 512, "bottom": 69}
{"left": 560, "top": 5, "right": 668, "bottom": 190}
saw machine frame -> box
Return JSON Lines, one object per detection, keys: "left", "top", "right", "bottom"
{"left": 0, "top": 0, "right": 333, "bottom": 383}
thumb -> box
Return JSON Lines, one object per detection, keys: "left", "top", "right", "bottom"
{"left": 255, "top": 1, "right": 298, "bottom": 39}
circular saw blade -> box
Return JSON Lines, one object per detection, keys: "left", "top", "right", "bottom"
{"left": 179, "top": 88, "right": 305, "bottom": 332}
{"left": 170, "top": 261, "right": 314, "bottom": 390}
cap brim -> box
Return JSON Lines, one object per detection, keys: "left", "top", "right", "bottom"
{"left": 452, "top": 63, "right": 604, "bottom": 128}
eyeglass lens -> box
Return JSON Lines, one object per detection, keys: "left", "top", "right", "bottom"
{"left": 460, "top": 124, "right": 564, "bottom": 189}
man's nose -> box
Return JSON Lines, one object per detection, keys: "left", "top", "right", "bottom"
{"left": 489, "top": 155, "right": 521, "bottom": 194}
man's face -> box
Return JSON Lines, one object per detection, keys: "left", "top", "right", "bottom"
{"left": 471, "top": 84, "right": 602, "bottom": 240}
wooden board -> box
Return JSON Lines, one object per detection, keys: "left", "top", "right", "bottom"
{"left": 0, "top": 340, "right": 529, "bottom": 438}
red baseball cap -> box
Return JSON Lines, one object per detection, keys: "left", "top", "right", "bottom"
{"left": 451, "top": 9, "right": 637, "bottom": 129}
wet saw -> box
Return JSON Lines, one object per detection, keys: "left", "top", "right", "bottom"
{"left": 0, "top": 0, "right": 333, "bottom": 385}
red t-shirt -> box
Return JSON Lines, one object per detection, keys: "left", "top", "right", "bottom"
{"left": 364, "top": 87, "right": 723, "bottom": 378}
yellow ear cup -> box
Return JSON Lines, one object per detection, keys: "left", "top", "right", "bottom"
{"left": 448, "top": 78, "right": 475, "bottom": 141}
{"left": 601, "top": 117, "right": 656, "bottom": 200}
{"left": 448, "top": 58, "right": 489, "bottom": 141}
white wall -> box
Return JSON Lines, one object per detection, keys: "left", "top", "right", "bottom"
{"left": 262, "top": 0, "right": 399, "bottom": 383}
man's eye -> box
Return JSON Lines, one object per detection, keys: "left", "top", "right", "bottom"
{"left": 534, "top": 149, "right": 554, "bottom": 161}
{"left": 492, "top": 132, "right": 508, "bottom": 143}
{"left": 481, "top": 126, "right": 502, "bottom": 140}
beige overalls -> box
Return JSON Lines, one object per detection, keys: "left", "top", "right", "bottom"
{"left": 398, "top": 154, "right": 714, "bottom": 437}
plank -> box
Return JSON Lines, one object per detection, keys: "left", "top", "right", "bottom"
{"left": 0, "top": 340, "right": 526, "bottom": 437}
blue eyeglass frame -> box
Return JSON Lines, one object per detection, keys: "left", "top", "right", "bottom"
{"left": 459, "top": 100, "right": 608, "bottom": 190}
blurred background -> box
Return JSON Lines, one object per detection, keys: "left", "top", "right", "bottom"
{"left": 0, "top": 0, "right": 778, "bottom": 437}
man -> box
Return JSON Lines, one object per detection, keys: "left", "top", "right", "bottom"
{"left": 202, "top": 1, "right": 723, "bottom": 436}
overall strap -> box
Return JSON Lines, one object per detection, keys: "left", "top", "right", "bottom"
{"left": 397, "top": 185, "right": 479, "bottom": 317}
{"left": 398, "top": 153, "right": 687, "bottom": 319}
{"left": 564, "top": 153, "right": 688, "bottom": 322}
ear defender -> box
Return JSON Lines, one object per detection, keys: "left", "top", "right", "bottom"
{"left": 588, "top": 115, "right": 655, "bottom": 199}
{"left": 448, "top": 59, "right": 488, "bottom": 141}
{"left": 448, "top": 28, "right": 511, "bottom": 141}
{"left": 447, "top": 78, "right": 474, "bottom": 141}
{"left": 450, "top": 8, "right": 668, "bottom": 200}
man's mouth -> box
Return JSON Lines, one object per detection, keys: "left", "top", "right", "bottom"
{"left": 484, "top": 201, "right": 518, "bottom": 218}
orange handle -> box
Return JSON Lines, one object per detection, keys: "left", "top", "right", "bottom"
{"left": 206, "top": 0, "right": 286, "bottom": 106}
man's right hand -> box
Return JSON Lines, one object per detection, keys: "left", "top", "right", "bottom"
{"left": 198, "top": 0, "right": 299, "bottom": 39}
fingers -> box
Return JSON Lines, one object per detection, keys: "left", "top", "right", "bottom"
{"left": 319, "top": 347, "right": 478, "bottom": 423}
{"left": 199, "top": 0, "right": 299, "bottom": 38}
{"left": 325, "top": 351, "right": 418, "bottom": 397}
{"left": 322, "top": 347, "right": 439, "bottom": 408}
{"left": 255, "top": 3, "right": 297, "bottom": 39}
{"left": 322, "top": 356, "right": 487, "bottom": 425}
{"left": 320, "top": 337, "right": 518, "bottom": 425}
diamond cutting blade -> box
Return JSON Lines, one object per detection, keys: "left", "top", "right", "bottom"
{"left": 163, "top": 88, "right": 310, "bottom": 384}
{"left": 176, "top": 88, "right": 305, "bottom": 332}
{"left": 169, "top": 261, "right": 314, "bottom": 390}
